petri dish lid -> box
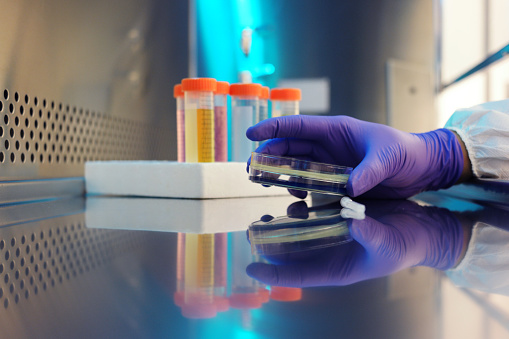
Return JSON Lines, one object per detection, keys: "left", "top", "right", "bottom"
{"left": 249, "top": 152, "right": 353, "bottom": 196}
{"left": 250, "top": 152, "right": 352, "bottom": 185}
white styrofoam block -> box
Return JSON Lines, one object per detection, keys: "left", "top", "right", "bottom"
{"left": 85, "top": 161, "right": 289, "bottom": 199}
{"left": 85, "top": 195, "right": 305, "bottom": 234}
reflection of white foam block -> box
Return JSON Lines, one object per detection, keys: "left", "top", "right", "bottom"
{"left": 85, "top": 196, "right": 305, "bottom": 233}
{"left": 85, "top": 161, "right": 288, "bottom": 199}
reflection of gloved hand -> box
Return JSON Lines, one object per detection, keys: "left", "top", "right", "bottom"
{"left": 246, "top": 200, "right": 466, "bottom": 287}
{"left": 246, "top": 115, "right": 464, "bottom": 199}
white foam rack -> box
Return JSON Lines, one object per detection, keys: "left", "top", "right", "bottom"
{"left": 85, "top": 161, "right": 289, "bottom": 199}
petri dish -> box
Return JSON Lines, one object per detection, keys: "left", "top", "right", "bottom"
{"left": 249, "top": 152, "right": 353, "bottom": 195}
{"left": 248, "top": 210, "right": 351, "bottom": 255}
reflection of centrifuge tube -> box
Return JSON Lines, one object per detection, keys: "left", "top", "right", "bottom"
{"left": 182, "top": 234, "right": 216, "bottom": 319}
{"left": 229, "top": 231, "right": 269, "bottom": 329}
{"left": 174, "top": 233, "right": 230, "bottom": 319}
{"left": 213, "top": 233, "right": 229, "bottom": 313}
{"left": 270, "top": 286, "right": 302, "bottom": 302}
{"left": 174, "top": 233, "right": 186, "bottom": 308}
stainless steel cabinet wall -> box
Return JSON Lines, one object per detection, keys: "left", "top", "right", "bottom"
{"left": 0, "top": 0, "right": 188, "bottom": 181}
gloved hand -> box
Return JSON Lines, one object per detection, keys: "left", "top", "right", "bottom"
{"left": 246, "top": 200, "right": 466, "bottom": 287}
{"left": 246, "top": 115, "right": 465, "bottom": 199}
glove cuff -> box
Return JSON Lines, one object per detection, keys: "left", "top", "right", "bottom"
{"left": 417, "top": 129, "right": 464, "bottom": 192}
{"left": 418, "top": 207, "right": 465, "bottom": 270}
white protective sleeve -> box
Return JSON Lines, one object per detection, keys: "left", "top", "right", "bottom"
{"left": 445, "top": 99, "right": 509, "bottom": 179}
{"left": 446, "top": 223, "right": 509, "bottom": 296}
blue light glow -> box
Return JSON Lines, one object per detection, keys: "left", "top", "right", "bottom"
{"left": 196, "top": 0, "right": 267, "bottom": 84}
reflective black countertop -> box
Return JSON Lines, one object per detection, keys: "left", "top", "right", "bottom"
{"left": 1, "top": 181, "right": 509, "bottom": 339}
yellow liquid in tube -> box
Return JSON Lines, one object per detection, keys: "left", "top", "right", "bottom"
{"left": 185, "top": 108, "right": 214, "bottom": 163}
{"left": 197, "top": 109, "right": 214, "bottom": 162}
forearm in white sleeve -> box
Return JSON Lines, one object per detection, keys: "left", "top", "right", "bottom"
{"left": 446, "top": 222, "right": 509, "bottom": 296}
{"left": 445, "top": 99, "right": 509, "bottom": 179}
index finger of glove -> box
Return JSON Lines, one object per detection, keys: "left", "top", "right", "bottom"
{"left": 246, "top": 115, "right": 333, "bottom": 142}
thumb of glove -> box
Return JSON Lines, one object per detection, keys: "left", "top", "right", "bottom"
{"left": 349, "top": 217, "right": 387, "bottom": 253}
{"left": 347, "top": 152, "right": 388, "bottom": 197}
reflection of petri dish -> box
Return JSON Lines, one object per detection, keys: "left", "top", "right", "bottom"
{"left": 248, "top": 210, "right": 351, "bottom": 255}
{"left": 249, "top": 152, "right": 353, "bottom": 195}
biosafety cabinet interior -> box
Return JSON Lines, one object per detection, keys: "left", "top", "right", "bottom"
{"left": 1, "top": 1, "right": 509, "bottom": 339}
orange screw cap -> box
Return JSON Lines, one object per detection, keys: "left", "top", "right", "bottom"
{"left": 215, "top": 81, "right": 230, "bottom": 95}
{"left": 173, "top": 84, "right": 184, "bottom": 98}
{"left": 181, "top": 78, "right": 217, "bottom": 92}
{"left": 260, "top": 86, "right": 270, "bottom": 100}
{"left": 270, "top": 88, "right": 301, "bottom": 101}
{"left": 230, "top": 83, "right": 262, "bottom": 97}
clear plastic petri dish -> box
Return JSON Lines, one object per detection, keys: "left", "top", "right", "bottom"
{"left": 248, "top": 210, "right": 351, "bottom": 255}
{"left": 249, "top": 152, "right": 353, "bottom": 195}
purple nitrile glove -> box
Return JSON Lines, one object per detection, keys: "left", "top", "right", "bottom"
{"left": 246, "top": 115, "right": 464, "bottom": 199}
{"left": 246, "top": 200, "right": 465, "bottom": 288}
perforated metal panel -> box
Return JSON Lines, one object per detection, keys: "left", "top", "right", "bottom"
{"left": 0, "top": 198, "right": 161, "bottom": 338}
{"left": 0, "top": 88, "right": 171, "bottom": 180}
{"left": 0, "top": 0, "right": 188, "bottom": 185}
{"left": 0, "top": 218, "right": 143, "bottom": 310}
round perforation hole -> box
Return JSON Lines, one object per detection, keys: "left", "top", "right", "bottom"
{"left": 0, "top": 88, "right": 157, "bottom": 167}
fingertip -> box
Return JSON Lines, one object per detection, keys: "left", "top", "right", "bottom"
{"left": 246, "top": 125, "right": 258, "bottom": 141}
{"left": 348, "top": 218, "right": 364, "bottom": 240}
{"left": 348, "top": 216, "right": 382, "bottom": 250}
{"left": 347, "top": 174, "right": 364, "bottom": 197}
{"left": 287, "top": 201, "right": 309, "bottom": 218}
{"left": 348, "top": 164, "right": 375, "bottom": 197}
{"left": 245, "top": 263, "right": 259, "bottom": 278}
{"left": 246, "top": 120, "right": 271, "bottom": 141}
{"left": 246, "top": 263, "right": 276, "bottom": 284}
{"left": 289, "top": 189, "right": 307, "bottom": 199}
